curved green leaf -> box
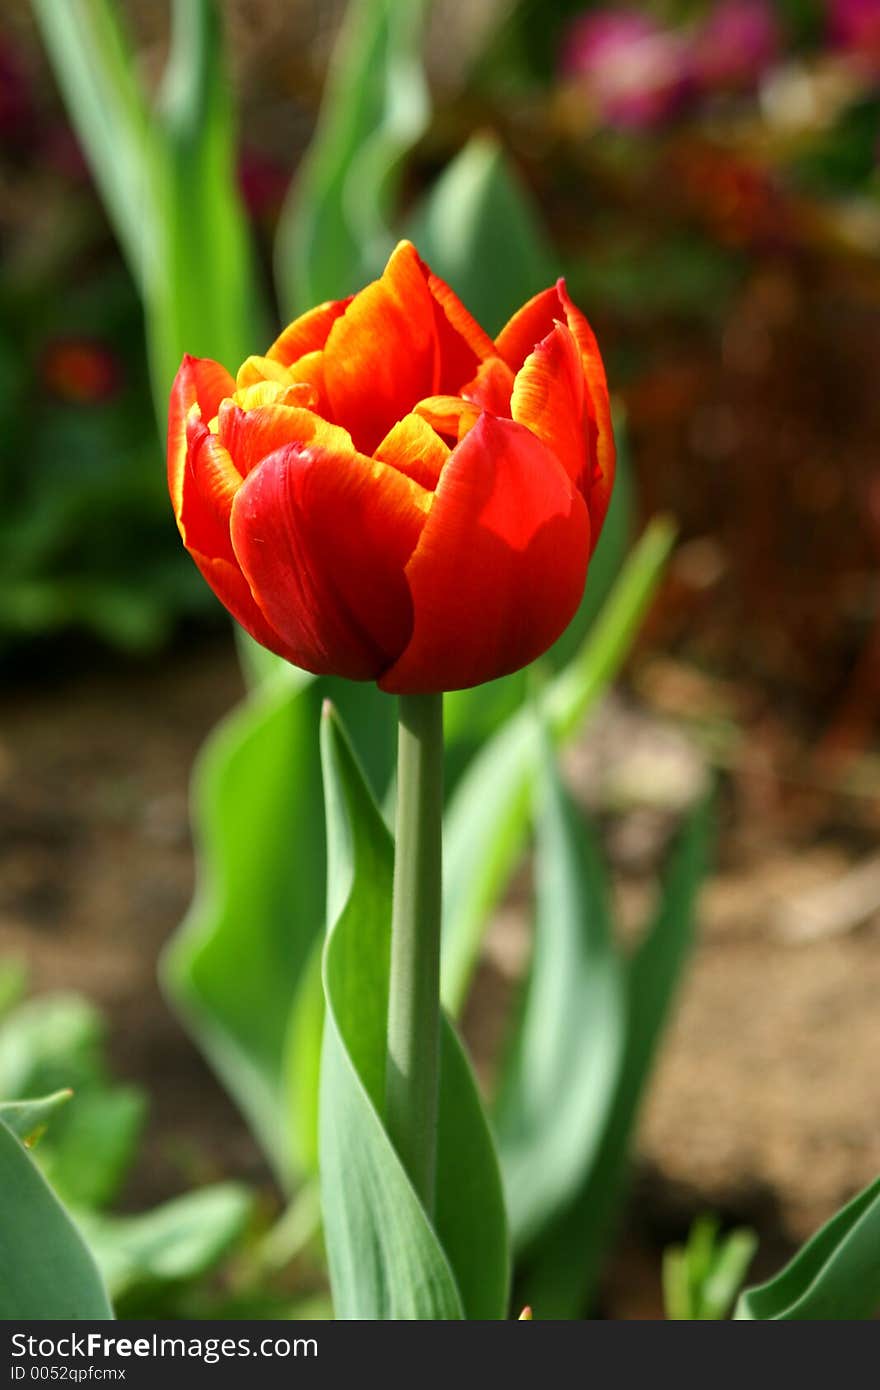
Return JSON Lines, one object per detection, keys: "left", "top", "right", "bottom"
{"left": 0, "top": 1119, "right": 113, "bottom": 1319}
{"left": 0, "top": 1090, "right": 72, "bottom": 1148}
{"left": 520, "top": 794, "right": 714, "bottom": 1318}
{"left": 736, "top": 1176, "right": 880, "bottom": 1320}
{"left": 162, "top": 669, "right": 396, "bottom": 1186}
{"left": 275, "top": 0, "right": 429, "bottom": 313}
{"left": 76, "top": 1182, "right": 252, "bottom": 1306}
{"left": 494, "top": 732, "right": 625, "bottom": 1250}
{"left": 319, "top": 705, "right": 509, "bottom": 1319}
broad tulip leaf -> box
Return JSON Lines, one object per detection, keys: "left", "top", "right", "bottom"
{"left": 735, "top": 1176, "right": 880, "bottom": 1320}
{"left": 407, "top": 133, "right": 556, "bottom": 337}
{"left": 319, "top": 705, "right": 509, "bottom": 1319}
{"left": 0, "top": 1119, "right": 113, "bottom": 1319}
{"left": 441, "top": 515, "right": 676, "bottom": 1013}
{"left": 275, "top": 0, "right": 430, "bottom": 313}
{"left": 494, "top": 733, "right": 625, "bottom": 1251}
{"left": 75, "top": 1183, "right": 253, "bottom": 1307}
{"left": 163, "top": 670, "right": 396, "bottom": 1186}
{"left": 519, "top": 794, "right": 713, "bottom": 1317}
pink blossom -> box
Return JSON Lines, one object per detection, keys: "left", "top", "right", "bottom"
{"left": 561, "top": 9, "right": 690, "bottom": 130}
{"left": 691, "top": 0, "right": 782, "bottom": 92}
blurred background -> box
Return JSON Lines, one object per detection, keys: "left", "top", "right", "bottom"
{"left": 1, "top": 0, "right": 879, "bottom": 1317}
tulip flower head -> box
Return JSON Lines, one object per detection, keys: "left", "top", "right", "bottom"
{"left": 168, "top": 242, "right": 614, "bottom": 693}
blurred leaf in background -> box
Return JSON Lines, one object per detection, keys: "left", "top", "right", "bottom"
{"left": 663, "top": 1214, "right": 757, "bottom": 1320}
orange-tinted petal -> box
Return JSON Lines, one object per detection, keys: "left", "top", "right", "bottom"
{"left": 322, "top": 242, "right": 439, "bottom": 454}
{"left": 168, "top": 354, "right": 235, "bottom": 517}
{"left": 413, "top": 395, "right": 481, "bottom": 442}
{"left": 460, "top": 355, "right": 515, "bottom": 415}
{"left": 379, "top": 414, "right": 590, "bottom": 694}
{"left": 266, "top": 297, "right": 352, "bottom": 367}
{"left": 374, "top": 413, "right": 450, "bottom": 490}
{"left": 230, "top": 441, "right": 430, "bottom": 679}
{"left": 496, "top": 280, "right": 615, "bottom": 537}
{"left": 179, "top": 418, "right": 242, "bottom": 560}
{"left": 217, "top": 400, "right": 354, "bottom": 476}
{"left": 421, "top": 260, "right": 496, "bottom": 392}
{"left": 510, "top": 321, "right": 586, "bottom": 489}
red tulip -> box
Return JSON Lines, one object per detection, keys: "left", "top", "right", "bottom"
{"left": 167, "top": 241, "right": 614, "bottom": 694}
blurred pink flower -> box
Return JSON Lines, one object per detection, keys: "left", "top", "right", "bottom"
{"left": 691, "top": 0, "right": 782, "bottom": 92}
{"left": 828, "top": 0, "right": 880, "bottom": 73}
{"left": 561, "top": 9, "right": 690, "bottom": 130}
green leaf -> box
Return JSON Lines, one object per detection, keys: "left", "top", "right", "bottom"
{"left": 319, "top": 704, "right": 509, "bottom": 1319}
{"left": 521, "top": 794, "right": 714, "bottom": 1318}
{"left": 406, "top": 133, "right": 556, "bottom": 336}
{"left": 663, "top": 1215, "right": 757, "bottom": 1320}
{"left": 163, "top": 670, "right": 396, "bottom": 1186}
{"left": 30, "top": 0, "right": 155, "bottom": 291}
{"left": 275, "top": 0, "right": 430, "bottom": 313}
{"left": 149, "top": 0, "right": 264, "bottom": 403}
{"left": 736, "top": 1176, "right": 880, "bottom": 1320}
{"left": 76, "top": 1183, "right": 253, "bottom": 1306}
{"left": 0, "top": 993, "right": 147, "bottom": 1211}
{"left": 0, "top": 1090, "right": 72, "bottom": 1149}
{"left": 441, "top": 516, "right": 676, "bottom": 1014}
{"left": 493, "top": 730, "right": 625, "bottom": 1251}
{"left": 0, "top": 1119, "right": 113, "bottom": 1319}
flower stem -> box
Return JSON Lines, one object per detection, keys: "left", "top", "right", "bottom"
{"left": 385, "top": 691, "right": 444, "bottom": 1215}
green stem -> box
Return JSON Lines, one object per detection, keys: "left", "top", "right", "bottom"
{"left": 385, "top": 691, "right": 444, "bottom": 1214}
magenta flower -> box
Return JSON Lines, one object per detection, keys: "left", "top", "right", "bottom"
{"left": 691, "top": 0, "right": 782, "bottom": 92}
{"left": 561, "top": 9, "right": 690, "bottom": 130}
{"left": 828, "top": 0, "right": 880, "bottom": 73}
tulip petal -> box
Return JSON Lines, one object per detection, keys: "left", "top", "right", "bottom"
{"left": 168, "top": 354, "right": 235, "bottom": 517}
{"left": 422, "top": 262, "right": 496, "bottom": 392}
{"left": 413, "top": 395, "right": 482, "bottom": 443}
{"left": 496, "top": 280, "right": 615, "bottom": 534}
{"left": 510, "top": 321, "right": 586, "bottom": 489}
{"left": 218, "top": 400, "right": 354, "bottom": 476}
{"left": 379, "top": 414, "right": 590, "bottom": 694}
{"left": 374, "top": 413, "right": 450, "bottom": 490}
{"left": 266, "top": 297, "right": 352, "bottom": 367}
{"left": 175, "top": 419, "right": 297, "bottom": 658}
{"left": 460, "top": 355, "right": 515, "bottom": 415}
{"left": 230, "top": 441, "right": 431, "bottom": 680}
{"left": 323, "top": 242, "right": 440, "bottom": 454}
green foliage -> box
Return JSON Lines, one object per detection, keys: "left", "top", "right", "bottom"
{"left": 162, "top": 668, "right": 396, "bottom": 1186}
{"left": 516, "top": 792, "right": 714, "bottom": 1317}
{"left": 736, "top": 1176, "right": 880, "bottom": 1320}
{"left": 0, "top": 1118, "right": 113, "bottom": 1319}
{"left": 77, "top": 1184, "right": 253, "bottom": 1312}
{"left": 0, "top": 992, "right": 147, "bottom": 1211}
{"left": 663, "top": 1215, "right": 757, "bottom": 1320}
{"left": 493, "top": 730, "right": 625, "bottom": 1251}
{"left": 407, "top": 134, "right": 555, "bottom": 337}
{"left": 275, "top": 0, "right": 430, "bottom": 313}
{"left": 318, "top": 704, "right": 509, "bottom": 1319}
{"left": 442, "top": 515, "right": 676, "bottom": 1013}
{"left": 31, "top": 0, "right": 262, "bottom": 419}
